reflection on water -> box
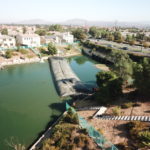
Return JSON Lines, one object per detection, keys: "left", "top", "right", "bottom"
{"left": 0, "top": 56, "right": 100, "bottom": 149}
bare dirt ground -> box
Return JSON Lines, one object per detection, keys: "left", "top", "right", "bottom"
{"left": 0, "top": 49, "right": 37, "bottom": 64}
{"left": 95, "top": 64, "right": 110, "bottom": 71}
{"left": 77, "top": 110, "right": 129, "bottom": 145}
{"left": 76, "top": 97, "right": 150, "bottom": 146}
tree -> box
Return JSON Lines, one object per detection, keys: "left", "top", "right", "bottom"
{"left": 47, "top": 42, "right": 57, "bottom": 55}
{"left": 109, "top": 50, "right": 133, "bottom": 83}
{"left": 5, "top": 50, "right": 12, "bottom": 58}
{"left": 106, "top": 33, "right": 115, "bottom": 41}
{"left": 35, "top": 29, "right": 46, "bottom": 36}
{"left": 1, "top": 28, "right": 8, "bottom": 35}
{"left": 23, "top": 26, "right": 26, "bottom": 34}
{"left": 133, "top": 58, "right": 150, "bottom": 96}
{"left": 96, "top": 71, "right": 117, "bottom": 89}
{"left": 89, "top": 27, "right": 100, "bottom": 38}
{"left": 49, "top": 24, "right": 63, "bottom": 32}
{"left": 113, "top": 31, "right": 124, "bottom": 42}
{"left": 96, "top": 71, "right": 122, "bottom": 103}
{"left": 72, "top": 28, "right": 87, "bottom": 40}
{"left": 129, "top": 40, "right": 136, "bottom": 45}
{"left": 126, "top": 34, "right": 132, "bottom": 42}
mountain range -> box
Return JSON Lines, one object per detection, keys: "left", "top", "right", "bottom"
{"left": 1, "top": 19, "right": 150, "bottom": 28}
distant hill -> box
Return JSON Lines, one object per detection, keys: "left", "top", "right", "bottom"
{"left": 17, "top": 19, "right": 52, "bottom": 25}
{"left": 0, "top": 18, "right": 150, "bottom": 28}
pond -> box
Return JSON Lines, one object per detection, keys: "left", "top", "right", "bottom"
{"left": 0, "top": 55, "right": 100, "bottom": 149}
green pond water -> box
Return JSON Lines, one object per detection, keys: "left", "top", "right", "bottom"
{"left": 0, "top": 55, "right": 100, "bottom": 150}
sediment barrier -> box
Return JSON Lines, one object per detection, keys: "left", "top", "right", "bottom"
{"left": 49, "top": 57, "right": 91, "bottom": 97}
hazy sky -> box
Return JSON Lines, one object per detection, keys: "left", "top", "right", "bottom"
{"left": 0, "top": 0, "right": 149, "bottom": 22}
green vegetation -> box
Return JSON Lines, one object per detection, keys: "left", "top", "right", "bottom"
{"left": 72, "top": 28, "right": 87, "bottom": 40}
{"left": 112, "top": 106, "right": 121, "bottom": 116}
{"left": 18, "top": 49, "right": 28, "bottom": 54}
{"left": 49, "top": 24, "right": 63, "bottom": 32}
{"left": 89, "top": 26, "right": 101, "bottom": 38}
{"left": 95, "top": 71, "right": 122, "bottom": 104}
{"left": 35, "top": 29, "right": 46, "bottom": 36}
{"left": 36, "top": 108, "right": 99, "bottom": 150}
{"left": 126, "top": 121, "right": 150, "bottom": 149}
{"left": 109, "top": 50, "right": 133, "bottom": 83}
{"left": 121, "top": 102, "right": 134, "bottom": 109}
{"left": 87, "top": 26, "right": 150, "bottom": 46}
{"left": 65, "top": 44, "right": 73, "bottom": 50}
{"left": 23, "top": 26, "right": 27, "bottom": 34}
{"left": 5, "top": 50, "right": 13, "bottom": 58}
{"left": 83, "top": 40, "right": 150, "bottom": 98}
{"left": 47, "top": 42, "right": 57, "bottom": 55}
{"left": 133, "top": 58, "right": 150, "bottom": 96}
{"left": 1, "top": 28, "right": 8, "bottom": 35}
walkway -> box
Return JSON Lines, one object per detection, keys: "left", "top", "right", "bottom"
{"left": 96, "top": 115, "right": 150, "bottom": 122}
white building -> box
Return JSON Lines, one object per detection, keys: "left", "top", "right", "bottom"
{"left": 59, "top": 32, "right": 74, "bottom": 43}
{"left": 0, "top": 35, "right": 16, "bottom": 48}
{"left": 42, "top": 35, "right": 61, "bottom": 44}
{"left": 16, "top": 34, "right": 40, "bottom": 47}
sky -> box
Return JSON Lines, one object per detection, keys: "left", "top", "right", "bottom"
{"left": 0, "top": 0, "right": 150, "bottom": 23}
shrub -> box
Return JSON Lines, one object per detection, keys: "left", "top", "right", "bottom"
{"left": 66, "top": 44, "right": 73, "bottom": 50}
{"left": 62, "top": 108, "right": 79, "bottom": 124}
{"left": 112, "top": 106, "right": 121, "bottom": 116}
{"left": 5, "top": 50, "right": 12, "bottom": 58}
{"left": 138, "top": 131, "right": 150, "bottom": 147}
{"left": 95, "top": 71, "right": 123, "bottom": 104}
{"left": 133, "top": 58, "right": 150, "bottom": 96}
{"left": 18, "top": 49, "right": 28, "bottom": 54}
{"left": 121, "top": 102, "right": 133, "bottom": 109}
{"left": 48, "top": 42, "right": 57, "bottom": 55}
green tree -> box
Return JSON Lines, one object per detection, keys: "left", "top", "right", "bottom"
{"left": 109, "top": 51, "right": 133, "bottom": 83}
{"left": 47, "top": 42, "right": 57, "bottom": 55}
{"left": 72, "top": 28, "right": 87, "bottom": 40}
{"left": 133, "top": 58, "right": 150, "bottom": 96}
{"left": 113, "top": 31, "right": 124, "bottom": 42}
{"left": 23, "top": 26, "right": 27, "bottom": 34}
{"left": 5, "top": 50, "right": 12, "bottom": 58}
{"left": 1, "top": 28, "right": 8, "bottom": 35}
{"left": 96, "top": 71, "right": 117, "bottom": 89}
{"left": 35, "top": 29, "right": 46, "bottom": 36}
{"left": 49, "top": 24, "right": 63, "bottom": 32}
{"left": 106, "top": 33, "right": 115, "bottom": 41}
{"left": 96, "top": 71, "right": 122, "bottom": 103}
{"left": 89, "top": 27, "right": 100, "bottom": 38}
{"left": 126, "top": 34, "right": 132, "bottom": 42}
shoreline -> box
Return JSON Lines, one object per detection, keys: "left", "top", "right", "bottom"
{"left": 95, "top": 64, "right": 110, "bottom": 71}
{"left": 0, "top": 52, "right": 81, "bottom": 70}
{"left": 0, "top": 56, "right": 49, "bottom": 69}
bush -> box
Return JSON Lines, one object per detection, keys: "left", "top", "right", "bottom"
{"left": 63, "top": 108, "right": 79, "bottom": 124}
{"left": 5, "top": 50, "right": 12, "bottom": 58}
{"left": 121, "top": 102, "right": 133, "bottom": 109}
{"left": 48, "top": 42, "right": 57, "bottom": 55}
{"left": 95, "top": 71, "right": 123, "bottom": 104}
{"left": 138, "top": 131, "right": 150, "bottom": 147}
{"left": 112, "top": 106, "right": 121, "bottom": 116}
{"left": 133, "top": 58, "right": 150, "bottom": 96}
{"left": 18, "top": 49, "right": 28, "bottom": 54}
{"left": 66, "top": 45, "right": 73, "bottom": 50}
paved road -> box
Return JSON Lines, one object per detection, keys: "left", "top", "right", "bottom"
{"left": 89, "top": 39, "right": 150, "bottom": 56}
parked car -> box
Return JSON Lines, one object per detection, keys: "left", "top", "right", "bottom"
{"left": 122, "top": 47, "right": 128, "bottom": 50}
{"left": 107, "top": 44, "right": 113, "bottom": 48}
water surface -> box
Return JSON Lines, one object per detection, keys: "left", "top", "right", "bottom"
{"left": 0, "top": 56, "right": 100, "bottom": 149}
